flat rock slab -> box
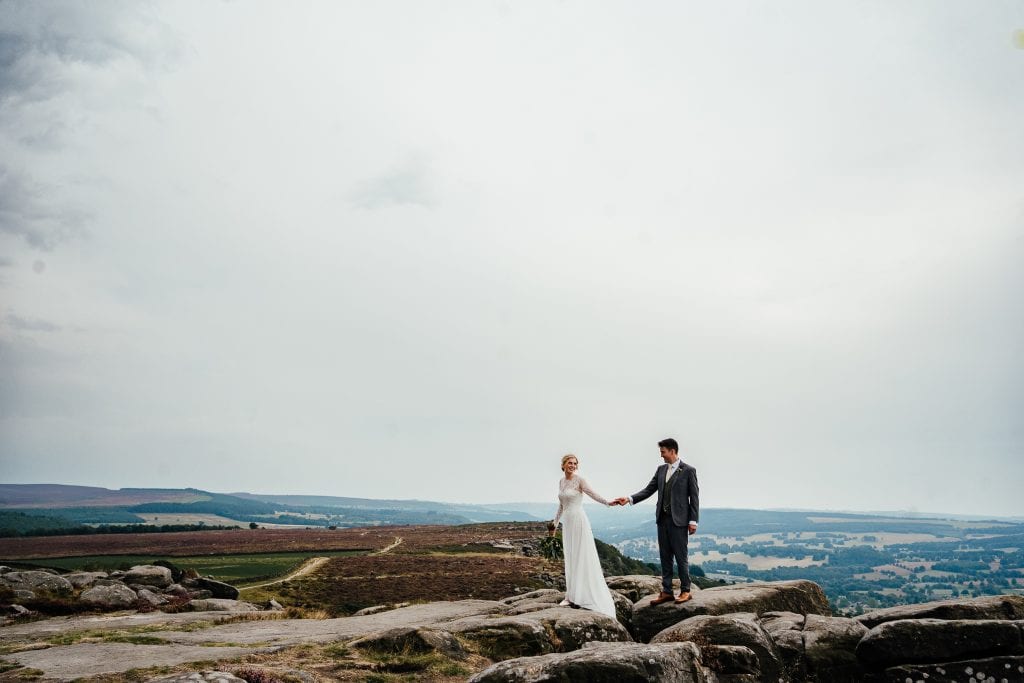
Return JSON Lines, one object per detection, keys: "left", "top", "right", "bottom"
{"left": 869, "top": 656, "right": 1024, "bottom": 683}
{"left": 1, "top": 611, "right": 241, "bottom": 644}
{"left": 1, "top": 600, "right": 505, "bottom": 680}
{"left": 6, "top": 643, "right": 256, "bottom": 681}
{"left": 468, "top": 641, "right": 712, "bottom": 683}
{"left": 164, "top": 599, "right": 507, "bottom": 646}
{"left": 633, "top": 579, "right": 830, "bottom": 643}
{"left": 650, "top": 613, "right": 780, "bottom": 681}
{"left": 438, "top": 605, "right": 631, "bottom": 659}
{"left": 856, "top": 618, "right": 1024, "bottom": 667}
{"left": 856, "top": 594, "right": 1024, "bottom": 629}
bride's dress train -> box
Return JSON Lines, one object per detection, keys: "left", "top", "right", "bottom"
{"left": 553, "top": 477, "right": 617, "bottom": 619}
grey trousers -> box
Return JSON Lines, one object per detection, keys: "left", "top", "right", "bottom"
{"left": 657, "top": 516, "right": 691, "bottom": 594}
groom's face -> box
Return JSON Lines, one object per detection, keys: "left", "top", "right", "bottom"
{"left": 659, "top": 447, "right": 678, "bottom": 464}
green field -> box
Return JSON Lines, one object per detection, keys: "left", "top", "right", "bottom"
{"left": 27, "top": 551, "right": 365, "bottom": 585}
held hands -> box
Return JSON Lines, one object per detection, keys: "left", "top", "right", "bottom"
{"left": 610, "top": 497, "right": 629, "bottom": 507}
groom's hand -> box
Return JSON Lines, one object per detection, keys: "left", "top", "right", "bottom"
{"left": 688, "top": 523, "right": 697, "bottom": 535}
{"left": 611, "top": 497, "right": 629, "bottom": 506}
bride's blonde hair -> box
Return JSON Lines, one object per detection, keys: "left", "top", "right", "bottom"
{"left": 561, "top": 453, "right": 578, "bottom": 471}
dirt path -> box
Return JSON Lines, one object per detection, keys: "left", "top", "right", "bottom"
{"left": 238, "top": 536, "right": 401, "bottom": 591}
{"left": 238, "top": 556, "right": 330, "bottom": 591}
{"left": 373, "top": 536, "right": 403, "bottom": 554}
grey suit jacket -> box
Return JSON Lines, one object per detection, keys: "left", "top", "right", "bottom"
{"left": 630, "top": 462, "right": 699, "bottom": 528}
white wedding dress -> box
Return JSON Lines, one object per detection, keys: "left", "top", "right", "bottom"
{"left": 553, "top": 476, "right": 617, "bottom": 619}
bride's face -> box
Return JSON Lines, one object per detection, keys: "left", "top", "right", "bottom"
{"left": 562, "top": 458, "right": 578, "bottom": 476}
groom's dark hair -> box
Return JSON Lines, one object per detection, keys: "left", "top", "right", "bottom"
{"left": 658, "top": 438, "right": 679, "bottom": 452}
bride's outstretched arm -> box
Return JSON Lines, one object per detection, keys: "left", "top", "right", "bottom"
{"left": 579, "top": 477, "right": 610, "bottom": 506}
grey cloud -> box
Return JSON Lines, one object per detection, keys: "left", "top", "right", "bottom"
{"left": 5, "top": 313, "right": 61, "bottom": 333}
{"left": 0, "top": 2, "right": 180, "bottom": 104}
{"left": 18, "top": 121, "right": 69, "bottom": 151}
{"left": 349, "top": 160, "right": 436, "bottom": 210}
{"left": 0, "top": 165, "right": 89, "bottom": 250}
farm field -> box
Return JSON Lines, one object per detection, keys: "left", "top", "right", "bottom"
{"left": 133, "top": 513, "right": 245, "bottom": 527}
{"left": 689, "top": 550, "right": 827, "bottom": 570}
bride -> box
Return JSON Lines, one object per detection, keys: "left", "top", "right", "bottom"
{"left": 548, "top": 453, "right": 617, "bottom": 619}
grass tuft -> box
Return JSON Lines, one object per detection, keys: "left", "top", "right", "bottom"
{"left": 322, "top": 643, "right": 350, "bottom": 659}
{"left": 46, "top": 630, "right": 168, "bottom": 646}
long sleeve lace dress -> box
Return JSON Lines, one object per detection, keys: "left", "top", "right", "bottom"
{"left": 552, "top": 476, "right": 617, "bottom": 619}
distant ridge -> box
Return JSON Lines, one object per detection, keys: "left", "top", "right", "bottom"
{"left": 0, "top": 484, "right": 206, "bottom": 509}
{"left": 0, "top": 484, "right": 542, "bottom": 525}
{"left": 231, "top": 492, "right": 542, "bottom": 523}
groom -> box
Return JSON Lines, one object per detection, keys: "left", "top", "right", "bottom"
{"left": 613, "top": 438, "right": 699, "bottom": 605}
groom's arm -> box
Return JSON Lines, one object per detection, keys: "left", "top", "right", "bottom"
{"left": 687, "top": 468, "right": 700, "bottom": 530}
{"left": 628, "top": 473, "right": 659, "bottom": 505}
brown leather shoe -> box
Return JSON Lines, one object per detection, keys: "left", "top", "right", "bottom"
{"left": 650, "top": 591, "right": 675, "bottom": 605}
{"left": 674, "top": 591, "right": 692, "bottom": 604}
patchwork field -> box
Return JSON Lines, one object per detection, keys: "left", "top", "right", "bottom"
{"left": 132, "top": 513, "right": 245, "bottom": 527}
{"left": 689, "top": 550, "right": 827, "bottom": 570}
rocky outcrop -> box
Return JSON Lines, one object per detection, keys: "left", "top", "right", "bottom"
{"left": 163, "top": 583, "right": 191, "bottom": 598}
{"left": 440, "top": 605, "right": 631, "bottom": 659}
{"left": 801, "top": 614, "right": 868, "bottom": 682}
{"left": 633, "top": 579, "right": 830, "bottom": 642}
{"left": 706, "top": 644, "right": 760, "bottom": 681}
{"left": 500, "top": 587, "right": 636, "bottom": 637}
{"left": 1, "top": 564, "right": 267, "bottom": 618}
{"left": 851, "top": 597, "right": 1024, "bottom": 682}
{"left": 137, "top": 588, "right": 170, "bottom": 607}
{"left": 651, "top": 612, "right": 782, "bottom": 681}
{"left": 854, "top": 593, "right": 1024, "bottom": 628}
{"left": 5, "top": 571, "right": 1024, "bottom": 683}
{"left": 188, "top": 598, "right": 261, "bottom": 612}
{"left": 80, "top": 584, "right": 138, "bottom": 609}
{"left": 876, "top": 657, "right": 1024, "bottom": 683}
{"left": 64, "top": 571, "right": 109, "bottom": 589}
{"left": 187, "top": 577, "right": 239, "bottom": 600}
{"left": 152, "top": 560, "right": 185, "bottom": 583}
{"left": 500, "top": 589, "right": 563, "bottom": 614}
{"left": 474, "top": 590, "right": 1024, "bottom": 683}
{"left": 349, "top": 625, "right": 467, "bottom": 659}
{"left": 857, "top": 617, "right": 1024, "bottom": 666}
{"left": 1, "top": 570, "right": 73, "bottom": 594}
{"left": 124, "top": 565, "right": 174, "bottom": 588}
{"left": 469, "top": 641, "right": 713, "bottom": 683}
{"left": 604, "top": 575, "right": 665, "bottom": 603}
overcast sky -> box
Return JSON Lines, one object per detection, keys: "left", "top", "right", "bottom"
{"left": 1, "top": 1, "right": 1022, "bottom": 517}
